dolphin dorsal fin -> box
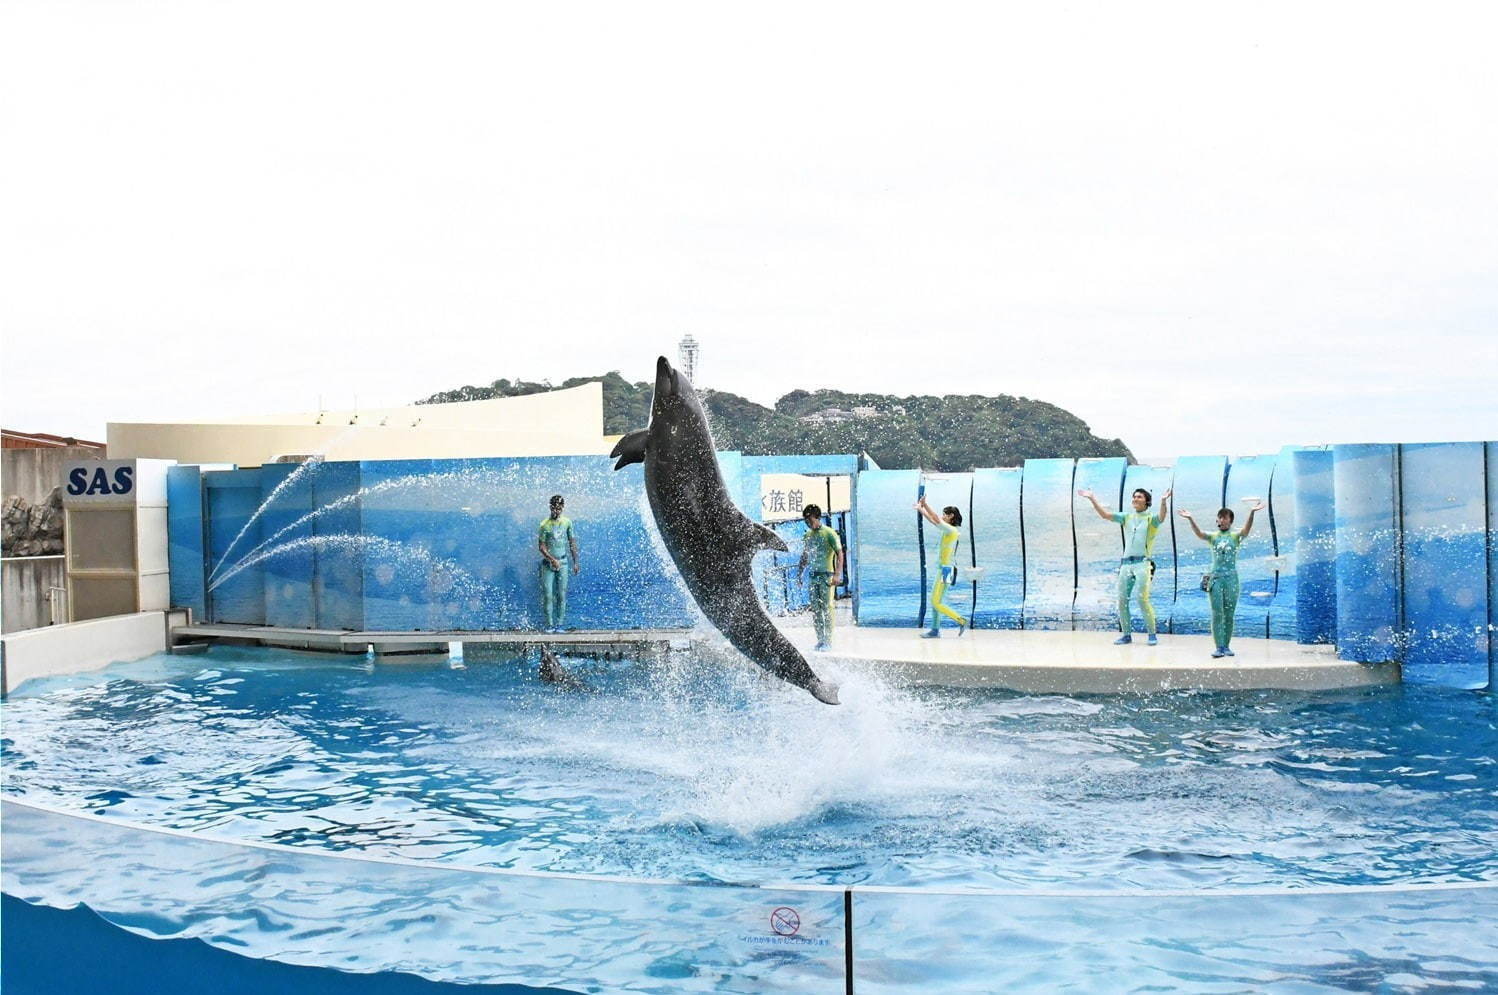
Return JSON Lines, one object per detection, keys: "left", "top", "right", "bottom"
{"left": 610, "top": 430, "right": 649, "bottom": 470}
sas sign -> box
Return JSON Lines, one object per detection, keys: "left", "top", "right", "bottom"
{"left": 63, "top": 461, "right": 136, "bottom": 503}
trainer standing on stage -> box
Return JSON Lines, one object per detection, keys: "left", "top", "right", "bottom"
{"left": 1078, "top": 485, "right": 1171, "bottom": 646}
{"left": 1180, "top": 500, "right": 1262, "bottom": 658}
{"left": 538, "top": 494, "right": 580, "bottom": 632}
{"left": 797, "top": 503, "right": 844, "bottom": 652}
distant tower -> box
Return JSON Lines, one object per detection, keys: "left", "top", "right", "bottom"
{"left": 678, "top": 335, "right": 700, "bottom": 384}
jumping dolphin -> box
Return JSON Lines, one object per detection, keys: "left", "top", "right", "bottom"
{"left": 610, "top": 356, "right": 840, "bottom": 705}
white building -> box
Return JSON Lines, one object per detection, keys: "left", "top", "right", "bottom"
{"left": 800, "top": 408, "right": 855, "bottom": 425}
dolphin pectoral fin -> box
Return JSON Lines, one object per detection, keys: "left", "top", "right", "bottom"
{"left": 610, "top": 430, "right": 649, "bottom": 470}
{"left": 748, "top": 522, "right": 788, "bottom": 553}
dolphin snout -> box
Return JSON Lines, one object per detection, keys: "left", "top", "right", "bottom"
{"left": 655, "top": 356, "right": 677, "bottom": 397}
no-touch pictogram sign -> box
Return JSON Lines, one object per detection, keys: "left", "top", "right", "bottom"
{"left": 769, "top": 906, "right": 801, "bottom": 936}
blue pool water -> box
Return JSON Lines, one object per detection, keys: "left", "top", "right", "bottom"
{"left": 3, "top": 645, "right": 1495, "bottom": 892}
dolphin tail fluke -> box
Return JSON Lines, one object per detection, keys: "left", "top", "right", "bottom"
{"left": 809, "top": 678, "right": 840, "bottom": 706}
{"left": 610, "top": 430, "right": 649, "bottom": 470}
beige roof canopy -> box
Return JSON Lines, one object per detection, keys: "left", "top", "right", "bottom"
{"left": 108, "top": 382, "right": 614, "bottom": 466}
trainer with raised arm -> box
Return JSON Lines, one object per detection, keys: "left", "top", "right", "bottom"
{"left": 1078, "top": 485, "right": 1171, "bottom": 646}
{"left": 1179, "top": 500, "right": 1262, "bottom": 658}
{"left": 914, "top": 495, "right": 968, "bottom": 638}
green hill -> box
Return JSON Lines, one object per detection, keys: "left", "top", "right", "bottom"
{"left": 417, "top": 373, "right": 1132, "bottom": 471}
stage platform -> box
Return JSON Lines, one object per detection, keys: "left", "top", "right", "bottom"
{"left": 782, "top": 625, "right": 1399, "bottom": 693}
{"left": 171, "top": 620, "right": 1398, "bottom": 693}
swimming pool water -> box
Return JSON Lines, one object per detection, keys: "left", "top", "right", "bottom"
{"left": 3, "top": 645, "right": 1494, "bottom": 893}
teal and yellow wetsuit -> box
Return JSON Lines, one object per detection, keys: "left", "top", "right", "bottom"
{"left": 538, "top": 514, "right": 574, "bottom": 628}
{"left": 1207, "top": 529, "right": 1243, "bottom": 650}
{"left": 929, "top": 521, "right": 968, "bottom": 632}
{"left": 802, "top": 524, "right": 842, "bottom": 647}
{"left": 1109, "top": 509, "right": 1161, "bottom": 636}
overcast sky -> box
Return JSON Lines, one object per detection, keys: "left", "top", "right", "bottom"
{"left": 3, "top": 2, "right": 1494, "bottom": 459}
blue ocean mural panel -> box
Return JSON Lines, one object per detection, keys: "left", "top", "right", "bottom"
{"left": 1399, "top": 442, "right": 1489, "bottom": 688}
{"left": 726, "top": 451, "right": 765, "bottom": 607}
{"left": 166, "top": 465, "right": 206, "bottom": 619}
{"left": 1168, "top": 456, "right": 1227, "bottom": 634}
{"left": 854, "top": 469, "right": 922, "bottom": 626}
{"left": 715, "top": 451, "right": 751, "bottom": 517}
{"left": 354, "top": 458, "right": 460, "bottom": 632}
{"left": 1266, "top": 446, "right": 1300, "bottom": 640}
{"left": 1489, "top": 442, "right": 1498, "bottom": 689}
{"left": 1072, "top": 458, "right": 1127, "bottom": 627}
{"left": 258, "top": 462, "right": 317, "bottom": 629}
{"left": 1291, "top": 448, "right": 1336, "bottom": 644}
{"left": 1021, "top": 459, "right": 1076, "bottom": 630}
{"left": 204, "top": 470, "right": 267, "bottom": 625}
{"left": 1332, "top": 444, "right": 1401, "bottom": 663}
{"left": 311, "top": 460, "right": 365, "bottom": 631}
{"left": 1224, "top": 454, "right": 1278, "bottom": 639}
{"left": 970, "top": 467, "right": 1025, "bottom": 629}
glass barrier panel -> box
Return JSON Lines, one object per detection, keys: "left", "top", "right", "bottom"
{"left": 850, "top": 882, "right": 1498, "bottom": 992}
{"left": 2, "top": 800, "right": 846, "bottom": 993}
{"left": 12, "top": 799, "right": 1496, "bottom": 991}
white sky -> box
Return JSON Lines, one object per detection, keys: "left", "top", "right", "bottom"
{"left": 3, "top": 2, "right": 1495, "bottom": 458}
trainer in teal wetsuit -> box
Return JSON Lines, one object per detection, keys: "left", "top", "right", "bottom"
{"left": 1180, "top": 501, "right": 1262, "bottom": 658}
{"left": 1079, "top": 486, "right": 1171, "bottom": 645}
{"left": 537, "top": 495, "right": 579, "bottom": 631}
{"left": 1207, "top": 530, "right": 1242, "bottom": 650}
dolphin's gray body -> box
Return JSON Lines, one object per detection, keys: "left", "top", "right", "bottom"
{"left": 611, "top": 357, "right": 839, "bottom": 705}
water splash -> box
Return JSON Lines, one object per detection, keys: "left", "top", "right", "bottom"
{"left": 207, "top": 454, "right": 327, "bottom": 585}
{"left": 212, "top": 471, "right": 460, "bottom": 586}
{"left": 207, "top": 533, "right": 499, "bottom": 616}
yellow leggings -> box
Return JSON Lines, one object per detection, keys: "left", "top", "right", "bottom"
{"left": 930, "top": 568, "right": 968, "bottom": 630}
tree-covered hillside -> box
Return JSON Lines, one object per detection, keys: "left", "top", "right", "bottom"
{"left": 417, "top": 374, "right": 1132, "bottom": 471}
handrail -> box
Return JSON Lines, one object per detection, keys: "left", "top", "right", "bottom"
{"left": 46, "top": 586, "right": 68, "bottom": 625}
